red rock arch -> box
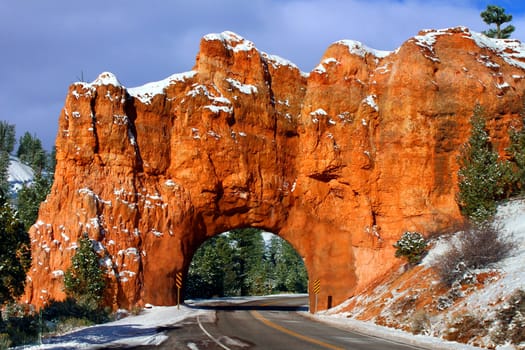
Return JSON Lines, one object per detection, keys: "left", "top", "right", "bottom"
{"left": 24, "top": 29, "right": 525, "bottom": 311}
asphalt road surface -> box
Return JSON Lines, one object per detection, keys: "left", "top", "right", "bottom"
{"left": 131, "top": 295, "right": 427, "bottom": 350}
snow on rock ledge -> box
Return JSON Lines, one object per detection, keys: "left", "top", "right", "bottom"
{"left": 203, "top": 30, "right": 256, "bottom": 53}
{"left": 335, "top": 39, "right": 391, "bottom": 58}
{"left": 128, "top": 71, "right": 197, "bottom": 105}
{"left": 91, "top": 72, "right": 122, "bottom": 87}
{"left": 410, "top": 26, "right": 525, "bottom": 68}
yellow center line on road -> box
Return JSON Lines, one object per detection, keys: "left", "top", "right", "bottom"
{"left": 250, "top": 310, "right": 344, "bottom": 350}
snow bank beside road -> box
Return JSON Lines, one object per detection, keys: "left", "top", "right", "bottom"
{"left": 22, "top": 305, "right": 212, "bottom": 349}
{"left": 305, "top": 312, "right": 483, "bottom": 350}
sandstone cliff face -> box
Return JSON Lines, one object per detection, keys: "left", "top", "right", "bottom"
{"left": 25, "top": 28, "right": 525, "bottom": 310}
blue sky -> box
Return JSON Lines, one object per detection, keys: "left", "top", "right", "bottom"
{"left": 1, "top": 0, "right": 525, "bottom": 150}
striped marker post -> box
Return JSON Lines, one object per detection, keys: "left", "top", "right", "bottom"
{"left": 313, "top": 279, "right": 320, "bottom": 313}
{"left": 176, "top": 272, "right": 183, "bottom": 309}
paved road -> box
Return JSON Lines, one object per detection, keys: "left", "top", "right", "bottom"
{"left": 131, "top": 296, "right": 426, "bottom": 350}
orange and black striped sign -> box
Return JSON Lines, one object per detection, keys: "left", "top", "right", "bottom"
{"left": 313, "top": 279, "right": 320, "bottom": 295}
{"left": 176, "top": 272, "right": 183, "bottom": 289}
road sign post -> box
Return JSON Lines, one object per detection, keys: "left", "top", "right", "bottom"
{"left": 176, "top": 272, "right": 183, "bottom": 310}
{"left": 313, "top": 279, "right": 320, "bottom": 313}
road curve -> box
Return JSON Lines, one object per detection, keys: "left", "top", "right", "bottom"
{"left": 131, "top": 295, "right": 427, "bottom": 350}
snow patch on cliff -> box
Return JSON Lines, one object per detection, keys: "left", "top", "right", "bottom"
{"left": 204, "top": 105, "right": 232, "bottom": 114}
{"left": 310, "top": 108, "right": 328, "bottom": 116}
{"left": 412, "top": 29, "right": 452, "bottom": 54}
{"left": 313, "top": 57, "right": 340, "bottom": 74}
{"left": 75, "top": 70, "right": 199, "bottom": 106}
{"left": 204, "top": 31, "right": 256, "bottom": 53}
{"left": 411, "top": 27, "right": 525, "bottom": 69}
{"left": 128, "top": 71, "right": 197, "bottom": 105}
{"left": 468, "top": 30, "right": 525, "bottom": 70}
{"left": 262, "top": 52, "right": 302, "bottom": 72}
{"left": 336, "top": 39, "right": 391, "bottom": 58}
{"left": 91, "top": 72, "right": 122, "bottom": 87}
{"left": 225, "top": 77, "right": 258, "bottom": 94}
{"left": 363, "top": 95, "right": 379, "bottom": 111}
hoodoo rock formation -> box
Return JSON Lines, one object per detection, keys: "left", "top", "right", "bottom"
{"left": 25, "top": 28, "right": 525, "bottom": 311}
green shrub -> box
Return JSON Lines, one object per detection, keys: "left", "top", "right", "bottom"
{"left": 0, "top": 314, "right": 39, "bottom": 347}
{"left": 0, "top": 333, "right": 11, "bottom": 350}
{"left": 0, "top": 202, "right": 32, "bottom": 306}
{"left": 0, "top": 299, "right": 109, "bottom": 348}
{"left": 42, "top": 298, "right": 109, "bottom": 325}
{"left": 393, "top": 231, "right": 428, "bottom": 265}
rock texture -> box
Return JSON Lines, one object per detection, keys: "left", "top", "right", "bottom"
{"left": 24, "top": 28, "right": 525, "bottom": 311}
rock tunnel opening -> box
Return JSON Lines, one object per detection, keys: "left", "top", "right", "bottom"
{"left": 183, "top": 228, "right": 308, "bottom": 302}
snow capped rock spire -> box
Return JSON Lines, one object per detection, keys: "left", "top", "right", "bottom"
{"left": 203, "top": 31, "right": 256, "bottom": 52}
{"left": 91, "top": 72, "right": 122, "bottom": 87}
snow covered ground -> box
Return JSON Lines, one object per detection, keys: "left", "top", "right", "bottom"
{"left": 8, "top": 155, "right": 33, "bottom": 193}
{"left": 318, "top": 198, "right": 525, "bottom": 350}
{"left": 20, "top": 295, "right": 301, "bottom": 349}
{"left": 444, "top": 199, "right": 525, "bottom": 325}
{"left": 20, "top": 305, "right": 212, "bottom": 349}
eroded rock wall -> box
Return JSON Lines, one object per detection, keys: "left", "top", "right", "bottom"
{"left": 25, "top": 28, "right": 525, "bottom": 310}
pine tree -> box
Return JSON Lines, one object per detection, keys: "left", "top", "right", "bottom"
{"left": 16, "top": 133, "right": 54, "bottom": 230}
{"left": 0, "top": 122, "right": 16, "bottom": 195}
{"left": 457, "top": 104, "right": 511, "bottom": 222}
{"left": 229, "top": 228, "right": 266, "bottom": 295}
{"left": 267, "top": 236, "right": 282, "bottom": 292}
{"left": 481, "top": 5, "right": 515, "bottom": 39}
{"left": 47, "top": 146, "right": 56, "bottom": 175}
{"left": 269, "top": 236, "right": 307, "bottom": 293}
{"left": 185, "top": 234, "right": 236, "bottom": 298}
{"left": 17, "top": 132, "right": 47, "bottom": 173}
{"left": 64, "top": 233, "right": 106, "bottom": 309}
{"left": 217, "top": 235, "right": 241, "bottom": 296}
{"left": 17, "top": 172, "right": 52, "bottom": 230}
{"left": 0, "top": 197, "right": 31, "bottom": 306}
{"left": 507, "top": 109, "right": 525, "bottom": 194}
{"left": 281, "top": 241, "right": 307, "bottom": 293}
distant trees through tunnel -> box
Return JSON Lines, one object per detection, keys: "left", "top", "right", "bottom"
{"left": 185, "top": 228, "right": 308, "bottom": 299}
